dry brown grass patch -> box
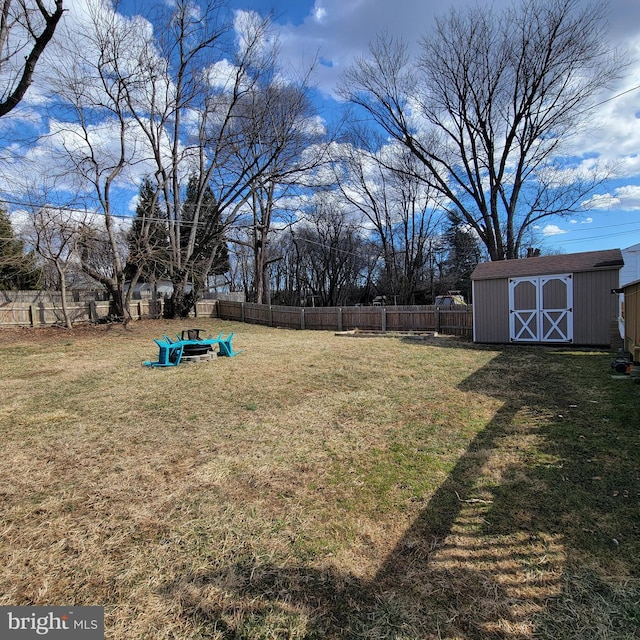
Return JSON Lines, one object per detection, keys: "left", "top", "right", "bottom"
{"left": 0, "top": 321, "right": 638, "bottom": 638}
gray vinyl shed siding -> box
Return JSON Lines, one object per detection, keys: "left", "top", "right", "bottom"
{"left": 572, "top": 270, "right": 620, "bottom": 345}
{"left": 472, "top": 278, "right": 509, "bottom": 343}
{"left": 471, "top": 249, "right": 623, "bottom": 346}
{"left": 473, "top": 270, "right": 619, "bottom": 345}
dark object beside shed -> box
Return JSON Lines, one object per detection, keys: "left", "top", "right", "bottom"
{"left": 471, "top": 249, "right": 623, "bottom": 346}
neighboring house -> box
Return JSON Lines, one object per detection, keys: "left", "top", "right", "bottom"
{"left": 471, "top": 249, "right": 624, "bottom": 346}
{"left": 131, "top": 279, "right": 176, "bottom": 299}
{"left": 621, "top": 243, "right": 640, "bottom": 286}
{"left": 129, "top": 279, "right": 244, "bottom": 302}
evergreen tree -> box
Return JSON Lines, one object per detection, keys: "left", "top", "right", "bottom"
{"left": 126, "top": 178, "right": 169, "bottom": 284}
{"left": 442, "top": 211, "right": 482, "bottom": 302}
{"left": 181, "top": 174, "right": 229, "bottom": 295}
{"left": 0, "top": 208, "right": 42, "bottom": 290}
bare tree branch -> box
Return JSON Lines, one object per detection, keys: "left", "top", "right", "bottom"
{"left": 0, "top": 0, "right": 64, "bottom": 117}
{"left": 341, "top": 0, "right": 625, "bottom": 260}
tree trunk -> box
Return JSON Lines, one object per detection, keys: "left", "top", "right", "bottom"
{"left": 57, "top": 261, "right": 73, "bottom": 329}
{"left": 167, "top": 275, "right": 196, "bottom": 319}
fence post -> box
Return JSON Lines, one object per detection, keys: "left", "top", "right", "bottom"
{"left": 435, "top": 307, "right": 440, "bottom": 333}
{"left": 300, "top": 307, "right": 305, "bottom": 330}
{"left": 29, "top": 304, "right": 36, "bottom": 327}
{"left": 241, "top": 302, "right": 245, "bottom": 323}
{"left": 337, "top": 307, "right": 343, "bottom": 332}
{"left": 269, "top": 305, "right": 273, "bottom": 327}
{"left": 89, "top": 301, "right": 97, "bottom": 323}
{"left": 381, "top": 307, "right": 387, "bottom": 332}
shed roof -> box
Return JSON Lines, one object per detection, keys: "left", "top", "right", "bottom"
{"left": 471, "top": 249, "right": 624, "bottom": 281}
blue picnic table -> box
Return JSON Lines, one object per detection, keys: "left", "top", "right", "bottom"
{"left": 144, "top": 330, "right": 242, "bottom": 367}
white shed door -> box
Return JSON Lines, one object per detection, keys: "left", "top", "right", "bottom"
{"left": 509, "top": 274, "right": 573, "bottom": 342}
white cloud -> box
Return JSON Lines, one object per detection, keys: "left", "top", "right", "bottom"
{"left": 207, "top": 59, "right": 242, "bottom": 90}
{"left": 612, "top": 185, "right": 640, "bottom": 208}
{"left": 312, "top": 3, "right": 327, "bottom": 24}
{"left": 583, "top": 193, "right": 622, "bottom": 209}
{"left": 541, "top": 225, "right": 567, "bottom": 236}
{"left": 267, "top": 0, "right": 640, "bottom": 101}
{"left": 263, "top": 0, "right": 640, "bottom": 227}
{"left": 584, "top": 186, "right": 640, "bottom": 211}
{"left": 3, "top": 0, "right": 640, "bottom": 250}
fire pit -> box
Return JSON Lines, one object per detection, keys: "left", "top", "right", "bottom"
{"left": 181, "top": 343, "right": 211, "bottom": 357}
{"left": 180, "top": 328, "right": 213, "bottom": 359}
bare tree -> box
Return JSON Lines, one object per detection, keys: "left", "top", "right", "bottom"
{"left": 341, "top": 0, "right": 624, "bottom": 260}
{"left": 335, "top": 136, "right": 441, "bottom": 303}
{"left": 119, "top": 1, "right": 322, "bottom": 316}
{"left": 242, "top": 83, "right": 324, "bottom": 304}
{"left": 44, "top": 0, "right": 150, "bottom": 319}
{"left": 0, "top": 0, "right": 64, "bottom": 118}
{"left": 24, "top": 1, "right": 321, "bottom": 316}
{"left": 27, "top": 206, "right": 83, "bottom": 328}
{"left": 293, "top": 195, "right": 370, "bottom": 306}
{"left": 122, "top": 0, "right": 233, "bottom": 316}
{"left": 266, "top": 229, "right": 299, "bottom": 305}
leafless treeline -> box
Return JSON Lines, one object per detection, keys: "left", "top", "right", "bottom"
{"left": 0, "top": 0, "right": 624, "bottom": 326}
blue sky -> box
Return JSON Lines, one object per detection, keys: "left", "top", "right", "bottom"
{"left": 230, "top": 0, "right": 640, "bottom": 254}
{"left": 4, "top": 0, "right": 640, "bottom": 256}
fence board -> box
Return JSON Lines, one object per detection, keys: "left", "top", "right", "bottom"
{"left": 438, "top": 308, "right": 473, "bottom": 337}
{"left": 341, "top": 307, "right": 383, "bottom": 331}
{"left": 195, "top": 300, "right": 218, "bottom": 318}
{"left": 0, "top": 305, "right": 31, "bottom": 326}
{"left": 140, "top": 300, "right": 162, "bottom": 319}
{"left": 243, "top": 303, "right": 272, "bottom": 325}
{"left": 0, "top": 290, "right": 101, "bottom": 304}
{"left": 271, "top": 306, "right": 303, "bottom": 329}
{"left": 217, "top": 300, "right": 243, "bottom": 321}
{"left": 303, "top": 308, "right": 339, "bottom": 331}
{"left": 386, "top": 307, "right": 436, "bottom": 331}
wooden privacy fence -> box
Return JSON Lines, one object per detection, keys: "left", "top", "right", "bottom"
{"left": 0, "top": 294, "right": 473, "bottom": 338}
{"left": 217, "top": 301, "right": 473, "bottom": 338}
{"left": 0, "top": 299, "right": 157, "bottom": 326}
{"left": 0, "top": 297, "right": 219, "bottom": 327}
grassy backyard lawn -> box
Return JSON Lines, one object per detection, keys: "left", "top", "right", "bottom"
{"left": 0, "top": 319, "right": 638, "bottom": 639}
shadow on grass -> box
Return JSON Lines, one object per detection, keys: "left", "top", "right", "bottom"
{"left": 164, "top": 346, "right": 640, "bottom": 639}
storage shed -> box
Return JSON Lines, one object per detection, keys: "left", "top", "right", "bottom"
{"left": 471, "top": 249, "right": 624, "bottom": 346}
{"left": 622, "top": 279, "right": 640, "bottom": 362}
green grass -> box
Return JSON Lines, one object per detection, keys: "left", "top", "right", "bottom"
{"left": 0, "top": 321, "right": 638, "bottom": 639}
